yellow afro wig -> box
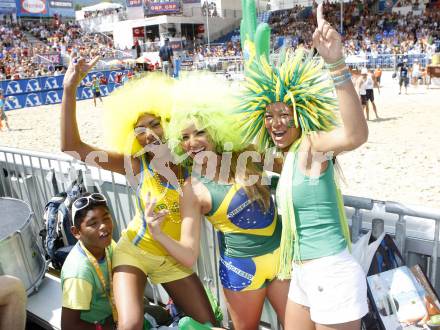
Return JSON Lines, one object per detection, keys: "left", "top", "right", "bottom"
{"left": 166, "top": 73, "right": 247, "bottom": 158}
{"left": 103, "top": 73, "right": 174, "bottom": 156}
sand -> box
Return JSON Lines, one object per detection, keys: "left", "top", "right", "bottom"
{"left": 1, "top": 72, "right": 439, "bottom": 208}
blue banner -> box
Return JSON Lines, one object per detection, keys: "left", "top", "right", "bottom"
{"left": 2, "top": 70, "right": 130, "bottom": 111}
{"left": 0, "top": 0, "right": 16, "bottom": 14}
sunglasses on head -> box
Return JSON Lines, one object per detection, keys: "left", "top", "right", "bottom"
{"left": 72, "top": 193, "right": 107, "bottom": 226}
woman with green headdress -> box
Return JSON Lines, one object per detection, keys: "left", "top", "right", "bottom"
{"left": 146, "top": 74, "right": 289, "bottom": 329}
{"left": 61, "top": 57, "right": 217, "bottom": 330}
{"left": 238, "top": 1, "right": 369, "bottom": 329}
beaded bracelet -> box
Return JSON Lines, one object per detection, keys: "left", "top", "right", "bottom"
{"left": 325, "top": 56, "right": 346, "bottom": 70}
{"left": 332, "top": 70, "right": 352, "bottom": 87}
{"left": 329, "top": 66, "right": 349, "bottom": 78}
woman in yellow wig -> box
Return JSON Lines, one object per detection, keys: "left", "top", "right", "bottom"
{"left": 61, "top": 57, "right": 217, "bottom": 330}
{"left": 238, "top": 1, "right": 369, "bottom": 329}
{"left": 146, "top": 74, "right": 290, "bottom": 330}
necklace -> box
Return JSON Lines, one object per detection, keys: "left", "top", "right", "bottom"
{"left": 78, "top": 241, "right": 118, "bottom": 323}
{"left": 150, "top": 166, "right": 184, "bottom": 224}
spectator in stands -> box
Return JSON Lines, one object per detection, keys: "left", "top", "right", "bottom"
{"left": 0, "top": 275, "right": 26, "bottom": 330}
{"left": 133, "top": 39, "right": 141, "bottom": 59}
{"left": 159, "top": 38, "right": 174, "bottom": 77}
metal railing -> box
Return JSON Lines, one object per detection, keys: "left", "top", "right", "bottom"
{"left": 2, "top": 146, "right": 440, "bottom": 326}
{"left": 0, "top": 147, "right": 228, "bottom": 327}
{"left": 345, "top": 195, "right": 440, "bottom": 288}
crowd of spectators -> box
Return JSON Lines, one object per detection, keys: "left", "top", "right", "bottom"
{"left": 0, "top": 23, "right": 66, "bottom": 81}
{"left": 267, "top": 0, "right": 439, "bottom": 56}
{"left": 0, "top": 19, "right": 132, "bottom": 81}
{"left": 1, "top": 0, "right": 439, "bottom": 81}
{"left": 83, "top": 8, "right": 123, "bottom": 19}
{"left": 26, "top": 20, "right": 126, "bottom": 60}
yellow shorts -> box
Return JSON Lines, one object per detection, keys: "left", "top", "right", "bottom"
{"left": 113, "top": 234, "right": 193, "bottom": 284}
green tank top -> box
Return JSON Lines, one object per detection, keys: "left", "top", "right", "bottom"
{"left": 93, "top": 80, "right": 100, "bottom": 92}
{"left": 292, "top": 156, "right": 346, "bottom": 260}
{"left": 196, "top": 175, "right": 281, "bottom": 258}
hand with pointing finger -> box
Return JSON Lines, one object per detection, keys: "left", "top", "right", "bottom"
{"left": 63, "top": 55, "right": 101, "bottom": 91}
{"left": 312, "top": 3, "right": 343, "bottom": 64}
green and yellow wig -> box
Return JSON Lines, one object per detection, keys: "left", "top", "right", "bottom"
{"left": 103, "top": 73, "right": 174, "bottom": 156}
{"left": 239, "top": 48, "right": 338, "bottom": 152}
{"left": 239, "top": 0, "right": 351, "bottom": 279}
{"left": 166, "top": 73, "right": 245, "bottom": 158}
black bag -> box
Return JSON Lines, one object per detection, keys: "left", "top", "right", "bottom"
{"left": 40, "top": 172, "right": 86, "bottom": 269}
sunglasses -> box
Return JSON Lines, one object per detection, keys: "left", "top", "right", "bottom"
{"left": 72, "top": 193, "right": 107, "bottom": 226}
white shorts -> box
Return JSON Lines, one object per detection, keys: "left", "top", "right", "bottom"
{"left": 288, "top": 248, "right": 368, "bottom": 325}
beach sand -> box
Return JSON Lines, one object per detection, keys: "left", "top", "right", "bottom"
{"left": 1, "top": 72, "right": 439, "bottom": 208}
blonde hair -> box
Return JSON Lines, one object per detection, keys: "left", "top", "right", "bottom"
{"left": 166, "top": 73, "right": 271, "bottom": 210}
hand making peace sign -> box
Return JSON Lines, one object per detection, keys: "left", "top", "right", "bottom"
{"left": 144, "top": 192, "right": 169, "bottom": 239}
{"left": 312, "top": 3, "right": 344, "bottom": 64}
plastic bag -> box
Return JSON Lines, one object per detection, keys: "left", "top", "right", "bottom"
{"left": 351, "top": 230, "right": 386, "bottom": 274}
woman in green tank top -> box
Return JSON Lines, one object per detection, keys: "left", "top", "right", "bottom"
{"left": 237, "top": 2, "right": 369, "bottom": 329}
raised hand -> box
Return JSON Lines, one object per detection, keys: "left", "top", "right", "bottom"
{"left": 312, "top": 3, "right": 343, "bottom": 64}
{"left": 144, "top": 192, "right": 169, "bottom": 239}
{"left": 63, "top": 55, "right": 100, "bottom": 91}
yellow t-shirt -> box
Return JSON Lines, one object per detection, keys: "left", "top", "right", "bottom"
{"left": 124, "top": 156, "right": 184, "bottom": 256}
{"left": 62, "top": 278, "right": 93, "bottom": 310}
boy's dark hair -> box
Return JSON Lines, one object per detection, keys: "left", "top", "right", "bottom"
{"left": 72, "top": 192, "right": 109, "bottom": 229}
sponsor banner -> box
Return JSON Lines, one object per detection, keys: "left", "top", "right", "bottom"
{"left": 2, "top": 70, "right": 131, "bottom": 111}
{"left": 0, "top": 0, "right": 16, "bottom": 14}
{"left": 16, "top": 0, "right": 49, "bottom": 16}
{"left": 147, "top": 1, "right": 181, "bottom": 14}
{"left": 0, "top": 70, "right": 132, "bottom": 96}
{"left": 126, "top": 0, "right": 142, "bottom": 7}
{"left": 0, "top": 75, "right": 64, "bottom": 95}
{"left": 133, "top": 27, "right": 145, "bottom": 38}
{"left": 48, "top": 0, "right": 72, "bottom": 8}
{"left": 182, "top": 0, "right": 200, "bottom": 3}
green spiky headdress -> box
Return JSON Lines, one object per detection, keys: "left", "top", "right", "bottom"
{"left": 239, "top": 0, "right": 350, "bottom": 280}
{"left": 239, "top": 49, "right": 338, "bottom": 152}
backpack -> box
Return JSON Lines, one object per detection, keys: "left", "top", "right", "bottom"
{"left": 41, "top": 174, "right": 86, "bottom": 269}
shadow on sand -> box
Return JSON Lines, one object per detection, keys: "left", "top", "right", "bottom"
{"left": 368, "top": 117, "right": 400, "bottom": 123}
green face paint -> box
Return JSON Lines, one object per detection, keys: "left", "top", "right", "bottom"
{"left": 288, "top": 119, "right": 295, "bottom": 128}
